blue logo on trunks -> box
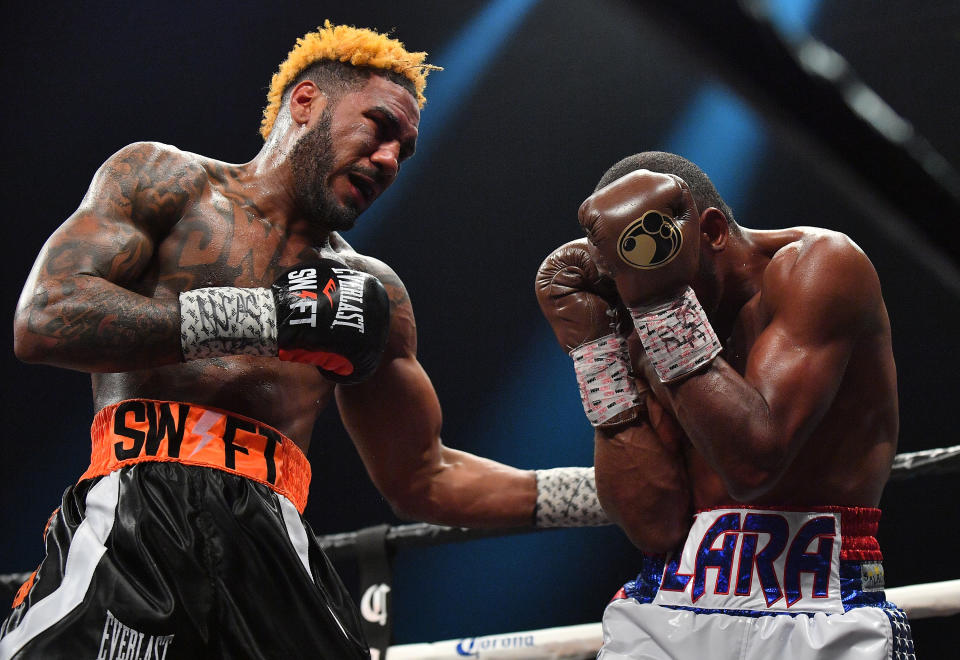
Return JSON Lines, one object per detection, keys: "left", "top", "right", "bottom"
{"left": 655, "top": 508, "right": 842, "bottom": 613}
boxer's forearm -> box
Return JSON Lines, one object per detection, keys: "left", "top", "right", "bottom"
{"left": 385, "top": 445, "right": 538, "bottom": 528}
{"left": 339, "top": 355, "right": 538, "bottom": 527}
{"left": 14, "top": 142, "right": 197, "bottom": 373}
{"left": 595, "top": 424, "right": 691, "bottom": 553}
{"left": 646, "top": 358, "right": 787, "bottom": 502}
{"left": 14, "top": 274, "right": 183, "bottom": 372}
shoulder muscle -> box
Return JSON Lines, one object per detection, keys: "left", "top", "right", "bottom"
{"left": 336, "top": 249, "right": 417, "bottom": 358}
{"left": 84, "top": 142, "right": 207, "bottom": 232}
{"left": 765, "top": 230, "right": 881, "bottom": 343}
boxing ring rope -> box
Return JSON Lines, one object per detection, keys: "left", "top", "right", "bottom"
{"left": 887, "top": 445, "right": 960, "bottom": 481}
{"left": 2, "top": 446, "right": 958, "bottom": 659}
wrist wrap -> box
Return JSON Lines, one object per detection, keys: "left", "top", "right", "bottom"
{"left": 179, "top": 287, "right": 278, "bottom": 361}
{"left": 630, "top": 286, "right": 722, "bottom": 383}
{"left": 570, "top": 334, "right": 642, "bottom": 427}
{"left": 534, "top": 467, "right": 609, "bottom": 528}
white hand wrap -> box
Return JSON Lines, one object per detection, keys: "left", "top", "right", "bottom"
{"left": 570, "top": 334, "right": 642, "bottom": 426}
{"left": 630, "top": 286, "right": 722, "bottom": 383}
{"left": 179, "top": 287, "right": 278, "bottom": 361}
{"left": 534, "top": 467, "right": 609, "bottom": 528}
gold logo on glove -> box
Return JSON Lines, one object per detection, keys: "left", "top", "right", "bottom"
{"left": 617, "top": 210, "right": 682, "bottom": 269}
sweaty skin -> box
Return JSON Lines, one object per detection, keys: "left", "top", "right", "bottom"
{"left": 579, "top": 171, "right": 898, "bottom": 530}
{"left": 14, "top": 75, "right": 536, "bottom": 527}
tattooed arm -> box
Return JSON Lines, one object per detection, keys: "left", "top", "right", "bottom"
{"left": 334, "top": 256, "right": 537, "bottom": 527}
{"left": 14, "top": 142, "right": 203, "bottom": 372}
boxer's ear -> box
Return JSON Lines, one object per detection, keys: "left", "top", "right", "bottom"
{"left": 289, "top": 81, "right": 329, "bottom": 126}
{"left": 700, "top": 208, "right": 728, "bottom": 252}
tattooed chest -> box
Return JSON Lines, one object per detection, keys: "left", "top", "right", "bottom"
{"left": 153, "top": 197, "right": 301, "bottom": 292}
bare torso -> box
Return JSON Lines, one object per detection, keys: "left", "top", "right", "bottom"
{"left": 16, "top": 87, "right": 538, "bottom": 531}
{"left": 684, "top": 227, "right": 898, "bottom": 509}
{"left": 89, "top": 148, "right": 385, "bottom": 452}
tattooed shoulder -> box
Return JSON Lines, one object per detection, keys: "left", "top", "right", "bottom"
{"left": 380, "top": 270, "right": 411, "bottom": 311}
{"left": 99, "top": 142, "right": 208, "bottom": 229}
{"left": 347, "top": 255, "right": 410, "bottom": 311}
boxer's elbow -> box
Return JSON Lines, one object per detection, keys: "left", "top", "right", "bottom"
{"left": 13, "top": 332, "right": 36, "bottom": 364}
{"left": 375, "top": 476, "right": 419, "bottom": 520}
{"left": 381, "top": 470, "right": 514, "bottom": 528}
{"left": 608, "top": 507, "right": 689, "bottom": 554}
{"left": 722, "top": 450, "right": 788, "bottom": 503}
{"left": 384, "top": 489, "right": 431, "bottom": 522}
{"left": 13, "top": 306, "right": 82, "bottom": 368}
{"left": 386, "top": 489, "right": 467, "bottom": 527}
{"left": 366, "top": 446, "right": 453, "bottom": 523}
{"left": 624, "top": 516, "right": 689, "bottom": 554}
{"left": 378, "top": 472, "right": 444, "bottom": 523}
{"left": 597, "top": 478, "right": 690, "bottom": 553}
{"left": 13, "top": 308, "right": 49, "bottom": 365}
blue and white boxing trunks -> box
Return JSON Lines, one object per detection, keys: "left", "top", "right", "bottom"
{"left": 599, "top": 506, "right": 915, "bottom": 659}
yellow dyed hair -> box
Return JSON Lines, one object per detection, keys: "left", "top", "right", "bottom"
{"left": 260, "top": 21, "right": 439, "bottom": 139}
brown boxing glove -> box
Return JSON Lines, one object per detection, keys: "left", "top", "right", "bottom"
{"left": 578, "top": 170, "right": 700, "bottom": 308}
{"left": 536, "top": 239, "right": 644, "bottom": 427}
{"left": 535, "top": 238, "right": 618, "bottom": 351}
{"left": 580, "top": 171, "right": 722, "bottom": 383}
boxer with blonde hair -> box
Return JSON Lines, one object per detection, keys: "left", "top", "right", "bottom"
{"left": 3, "top": 22, "right": 601, "bottom": 659}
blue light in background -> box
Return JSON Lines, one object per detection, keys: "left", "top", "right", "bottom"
{"left": 470, "top": 0, "right": 833, "bottom": 468}
{"left": 761, "top": 0, "right": 823, "bottom": 40}
{"left": 659, "top": 0, "right": 823, "bottom": 206}
{"left": 349, "top": 0, "right": 542, "bottom": 247}
{"left": 662, "top": 84, "right": 765, "bottom": 209}
{"left": 458, "top": 323, "right": 594, "bottom": 468}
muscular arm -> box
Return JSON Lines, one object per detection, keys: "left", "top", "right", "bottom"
{"left": 594, "top": 392, "right": 691, "bottom": 552}
{"left": 644, "top": 235, "right": 881, "bottom": 501}
{"left": 336, "top": 266, "right": 536, "bottom": 527}
{"left": 14, "top": 142, "right": 202, "bottom": 372}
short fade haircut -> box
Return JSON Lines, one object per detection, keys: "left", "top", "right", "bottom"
{"left": 260, "top": 20, "right": 440, "bottom": 140}
{"left": 596, "top": 151, "right": 737, "bottom": 227}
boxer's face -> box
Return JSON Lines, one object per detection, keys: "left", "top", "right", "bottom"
{"left": 315, "top": 76, "right": 421, "bottom": 231}
{"left": 292, "top": 75, "right": 419, "bottom": 231}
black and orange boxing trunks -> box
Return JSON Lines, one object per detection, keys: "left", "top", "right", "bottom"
{"left": 0, "top": 400, "right": 370, "bottom": 659}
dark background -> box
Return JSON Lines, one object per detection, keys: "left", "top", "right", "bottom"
{"left": 2, "top": 0, "right": 958, "bottom": 654}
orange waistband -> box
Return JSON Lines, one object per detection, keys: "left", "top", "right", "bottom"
{"left": 81, "top": 400, "right": 311, "bottom": 513}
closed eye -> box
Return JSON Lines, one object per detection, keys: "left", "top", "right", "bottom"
{"left": 366, "top": 108, "right": 416, "bottom": 162}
